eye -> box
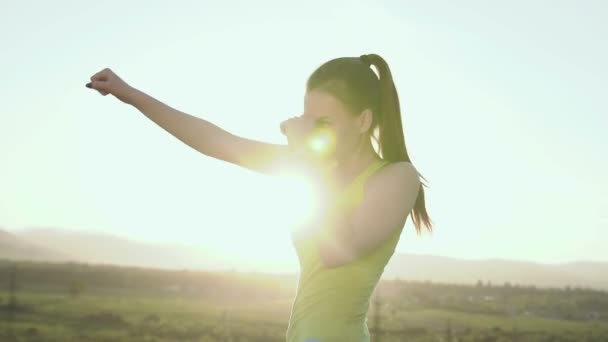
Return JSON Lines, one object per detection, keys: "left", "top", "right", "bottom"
{"left": 315, "top": 119, "right": 330, "bottom": 127}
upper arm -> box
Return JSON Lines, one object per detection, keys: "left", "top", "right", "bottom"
{"left": 318, "top": 162, "right": 421, "bottom": 268}
{"left": 219, "top": 132, "right": 292, "bottom": 175}
{"left": 225, "top": 135, "right": 290, "bottom": 173}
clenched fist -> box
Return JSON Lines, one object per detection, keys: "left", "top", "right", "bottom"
{"left": 280, "top": 115, "right": 318, "bottom": 149}
{"left": 85, "top": 68, "right": 135, "bottom": 104}
{"left": 280, "top": 115, "right": 336, "bottom": 163}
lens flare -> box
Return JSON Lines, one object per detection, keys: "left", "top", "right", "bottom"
{"left": 306, "top": 128, "right": 335, "bottom": 158}
{"left": 309, "top": 135, "right": 329, "bottom": 152}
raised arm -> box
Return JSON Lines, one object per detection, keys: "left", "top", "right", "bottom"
{"left": 86, "top": 68, "right": 290, "bottom": 175}
{"left": 125, "top": 86, "right": 291, "bottom": 174}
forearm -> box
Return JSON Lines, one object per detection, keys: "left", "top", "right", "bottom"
{"left": 126, "top": 87, "right": 230, "bottom": 159}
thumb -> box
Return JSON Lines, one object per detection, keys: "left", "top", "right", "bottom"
{"left": 85, "top": 81, "right": 110, "bottom": 96}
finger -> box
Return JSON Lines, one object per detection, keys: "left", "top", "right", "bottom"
{"left": 280, "top": 117, "right": 294, "bottom": 134}
{"left": 90, "top": 72, "right": 106, "bottom": 82}
{"left": 90, "top": 68, "right": 110, "bottom": 82}
{"left": 86, "top": 80, "right": 110, "bottom": 95}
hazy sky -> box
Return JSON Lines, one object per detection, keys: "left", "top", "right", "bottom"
{"left": 1, "top": 1, "right": 606, "bottom": 271}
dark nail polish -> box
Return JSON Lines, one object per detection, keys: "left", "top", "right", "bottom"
{"left": 85, "top": 82, "right": 92, "bottom": 88}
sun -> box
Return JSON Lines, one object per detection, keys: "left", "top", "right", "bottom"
{"left": 306, "top": 127, "right": 336, "bottom": 158}
{"left": 272, "top": 168, "right": 324, "bottom": 234}
{"left": 196, "top": 132, "right": 339, "bottom": 271}
{"left": 219, "top": 166, "right": 327, "bottom": 272}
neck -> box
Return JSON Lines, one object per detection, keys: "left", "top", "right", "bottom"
{"left": 334, "top": 138, "right": 380, "bottom": 184}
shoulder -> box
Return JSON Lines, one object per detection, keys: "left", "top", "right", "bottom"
{"left": 368, "top": 161, "right": 420, "bottom": 191}
{"left": 383, "top": 161, "right": 419, "bottom": 177}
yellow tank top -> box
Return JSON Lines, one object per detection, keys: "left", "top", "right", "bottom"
{"left": 286, "top": 158, "right": 403, "bottom": 342}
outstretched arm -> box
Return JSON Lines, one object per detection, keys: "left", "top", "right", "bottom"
{"left": 127, "top": 87, "right": 290, "bottom": 174}
{"left": 86, "top": 68, "right": 290, "bottom": 175}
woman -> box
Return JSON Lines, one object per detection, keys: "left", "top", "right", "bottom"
{"left": 86, "top": 53, "right": 432, "bottom": 342}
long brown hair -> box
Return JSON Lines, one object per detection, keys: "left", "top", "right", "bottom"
{"left": 306, "top": 53, "right": 432, "bottom": 235}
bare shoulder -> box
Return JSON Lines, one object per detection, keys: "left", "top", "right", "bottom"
{"left": 371, "top": 161, "right": 420, "bottom": 189}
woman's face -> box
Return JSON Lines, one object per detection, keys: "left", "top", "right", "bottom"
{"left": 302, "top": 89, "right": 365, "bottom": 162}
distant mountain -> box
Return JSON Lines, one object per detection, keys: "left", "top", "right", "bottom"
{"left": 2, "top": 227, "right": 607, "bottom": 290}
{"left": 11, "top": 227, "right": 239, "bottom": 271}
{"left": 382, "top": 253, "right": 608, "bottom": 290}
{"left": 0, "top": 228, "right": 70, "bottom": 261}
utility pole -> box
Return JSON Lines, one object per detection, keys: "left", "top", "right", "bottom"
{"left": 8, "top": 263, "right": 17, "bottom": 312}
{"left": 5, "top": 263, "right": 18, "bottom": 339}
{"left": 372, "top": 284, "right": 382, "bottom": 342}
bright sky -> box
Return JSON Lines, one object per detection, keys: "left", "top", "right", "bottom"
{"left": 1, "top": 1, "right": 606, "bottom": 271}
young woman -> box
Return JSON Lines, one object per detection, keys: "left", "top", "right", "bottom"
{"left": 86, "top": 53, "right": 432, "bottom": 342}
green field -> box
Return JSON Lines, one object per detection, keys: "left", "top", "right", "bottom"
{"left": 1, "top": 260, "right": 607, "bottom": 341}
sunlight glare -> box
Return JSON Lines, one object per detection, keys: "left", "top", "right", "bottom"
{"left": 306, "top": 128, "right": 336, "bottom": 159}
{"left": 274, "top": 168, "right": 324, "bottom": 234}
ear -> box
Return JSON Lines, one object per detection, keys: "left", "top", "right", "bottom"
{"left": 358, "top": 108, "right": 374, "bottom": 134}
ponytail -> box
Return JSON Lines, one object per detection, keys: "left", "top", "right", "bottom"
{"left": 363, "top": 54, "right": 433, "bottom": 235}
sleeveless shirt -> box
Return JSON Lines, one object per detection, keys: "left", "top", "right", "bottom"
{"left": 285, "top": 158, "right": 403, "bottom": 342}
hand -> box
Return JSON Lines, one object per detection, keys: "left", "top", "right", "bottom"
{"left": 280, "top": 115, "right": 336, "bottom": 169}
{"left": 85, "top": 68, "right": 135, "bottom": 104}
{"left": 280, "top": 115, "right": 317, "bottom": 149}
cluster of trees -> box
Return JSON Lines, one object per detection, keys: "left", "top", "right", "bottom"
{"left": 0, "top": 259, "right": 296, "bottom": 299}
{"left": 374, "top": 278, "right": 608, "bottom": 322}
{"left": 2, "top": 259, "right": 607, "bottom": 323}
{"left": 2, "top": 259, "right": 608, "bottom": 341}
